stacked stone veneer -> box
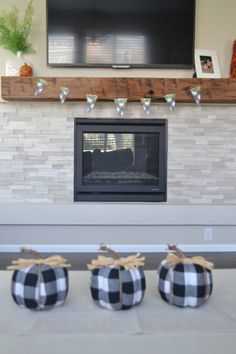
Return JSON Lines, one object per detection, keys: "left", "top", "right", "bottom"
{"left": 0, "top": 101, "right": 236, "bottom": 204}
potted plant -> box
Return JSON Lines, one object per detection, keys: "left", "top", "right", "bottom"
{"left": 0, "top": 0, "right": 34, "bottom": 76}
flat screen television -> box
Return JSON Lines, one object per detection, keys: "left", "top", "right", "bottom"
{"left": 47, "top": 0, "right": 195, "bottom": 69}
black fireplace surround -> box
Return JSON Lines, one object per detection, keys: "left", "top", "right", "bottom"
{"left": 74, "top": 118, "right": 167, "bottom": 202}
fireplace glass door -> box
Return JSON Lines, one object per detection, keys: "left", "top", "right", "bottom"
{"left": 74, "top": 119, "right": 167, "bottom": 201}
{"left": 83, "top": 132, "right": 159, "bottom": 187}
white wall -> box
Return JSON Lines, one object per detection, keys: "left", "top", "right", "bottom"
{"left": 0, "top": 0, "right": 236, "bottom": 78}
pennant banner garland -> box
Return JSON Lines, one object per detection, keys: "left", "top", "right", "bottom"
{"left": 87, "top": 94, "right": 98, "bottom": 112}
{"left": 34, "top": 79, "right": 47, "bottom": 96}
{"left": 32, "top": 84, "right": 202, "bottom": 110}
{"left": 114, "top": 98, "right": 128, "bottom": 116}
{"left": 141, "top": 97, "right": 151, "bottom": 115}
{"left": 60, "top": 86, "right": 70, "bottom": 104}
{"left": 164, "top": 93, "right": 176, "bottom": 111}
{"left": 190, "top": 86, "right": 201, "bottom": 104}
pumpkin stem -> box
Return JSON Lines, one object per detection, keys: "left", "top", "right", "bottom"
{"left": 99, "top": 244, "right": 120, "bottom": 260}
{"left": 20, "top": 248, "right": 43, "bottom": 259}
{"left": 168, "top": 244, "right": 186, "bottom": 258}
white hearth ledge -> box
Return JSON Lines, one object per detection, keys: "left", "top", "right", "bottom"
{"left": 0, "top": 204, "right": 236, "bottom": 226}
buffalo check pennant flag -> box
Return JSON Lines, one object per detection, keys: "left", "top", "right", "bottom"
{"left": 190, "top": 86, "right": 201, "bottom": 104}
{"left": 60, "top": 87, "right": 70, "bottom": 104}
{"left": 114, "top": 98, "right": 128, "bottom": 116}
{"left": 164, "top": 93, "right": 176, "bottom": 111}
{"left": 34, "top": 79, "right": 47, "bottom": 96}
{"left": 141, "top": 97, "right": 151, "bottom": 114}
{"left": 87, "top": 94, "right": 98, "bottom": 112}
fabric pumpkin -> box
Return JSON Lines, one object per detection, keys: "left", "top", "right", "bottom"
{"left": 8, "top": 249, "right": 70, "bottom": 310}
{"left": 88, "top": 245, "right": 146, "bottom": 310}
{"left": 230, "top": 40, "right": 236, "bottom": 79}
{"left": 19, "top": 63, "right": 33, "bottom": 77}
{"left": 157, "top": 245, "right": 213, "bottom": 308}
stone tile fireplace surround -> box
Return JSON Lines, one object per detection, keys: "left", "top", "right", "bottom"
{"left": 0, "top": 100, "right": 236, "bottom": 254}
{"left": 0, "top": 101, "right": 235, "bottom": 204}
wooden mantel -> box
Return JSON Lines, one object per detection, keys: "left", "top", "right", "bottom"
{"left": 1, "top": 76, "right": 236, "bottom": 103}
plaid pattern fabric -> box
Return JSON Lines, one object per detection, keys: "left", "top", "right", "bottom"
{"left": 158, "top": 260, "right": 213, "bottom": 308}
{"left": 11, "top": 265, "right": 69, "bottom": 310}
{"left": 90, "top": 265, "right": 146, "bottom": 310}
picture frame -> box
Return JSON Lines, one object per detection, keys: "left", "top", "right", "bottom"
{"left": 194, "top": 49, "right": 221, "bottom": 78}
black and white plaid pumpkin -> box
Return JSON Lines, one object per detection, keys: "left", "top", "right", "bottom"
{"left": 8, "top": 249, "right": 70, "bottom": 311}
{"left": 158, "top": 245, "right": 213, "bottom": 308}
{"left": 88, "top": 245, "right": 146, "bottom": 310}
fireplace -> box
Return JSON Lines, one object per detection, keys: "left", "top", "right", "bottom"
{"left": 74, "top": 118, "right": 167, "bottom": 202}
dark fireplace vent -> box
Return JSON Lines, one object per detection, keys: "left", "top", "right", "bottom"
{"left": 74, "top": 118, "right": 167, "bottom": 202}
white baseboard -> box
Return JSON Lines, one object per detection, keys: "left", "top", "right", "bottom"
{"left": 0, "top": 244, "right": 236, "bottom": 253}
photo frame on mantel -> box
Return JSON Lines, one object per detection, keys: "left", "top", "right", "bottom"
{"left": 194, "top": 49, "right": 221, "bottom": 78}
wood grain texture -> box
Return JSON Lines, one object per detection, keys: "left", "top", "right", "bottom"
{"left": 1, "top": 76, "right": 236, "bottom": 103}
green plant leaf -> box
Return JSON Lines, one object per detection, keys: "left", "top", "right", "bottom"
{"left": 0, "top": 0, "right": 34, "bottom": 54}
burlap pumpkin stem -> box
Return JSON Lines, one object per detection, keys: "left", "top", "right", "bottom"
{"left": 166, "top": 244, "right": 214, "bottom": 270}
{"left": 8, "top": 248, "right": 71, "bottom": 270}
{"left": 88, "top": 244, "right": 145, "bottom": 270}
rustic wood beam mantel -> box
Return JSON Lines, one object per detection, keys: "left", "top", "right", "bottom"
{"left": 1, "top": 76, "right": 236, "bottom": 103}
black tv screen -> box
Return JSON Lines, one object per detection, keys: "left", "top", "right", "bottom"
{"left": 47, "top": 0, "right": 195, "bottom": 68}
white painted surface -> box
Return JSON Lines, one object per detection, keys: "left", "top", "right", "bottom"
{"left": 0, "top": 204, "right": 235, "bottom": 251}
{"left": 0, "top": 204, "right": 236, "bottom": 225}
{"left": 0, "top": 243, "right": 236, "bottom": 253}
